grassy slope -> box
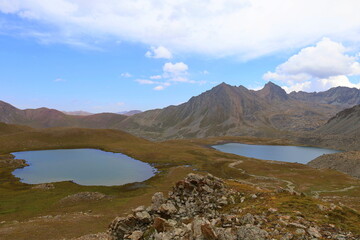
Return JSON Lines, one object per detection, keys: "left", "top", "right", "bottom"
{"left": 0, "top": 125, "right": 359, "bottom": 239}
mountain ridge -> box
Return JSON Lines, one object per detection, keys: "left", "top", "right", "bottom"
{"left": 1, "top": 82, "right": 360, "bottom": 140}
{"left": 0, "top": 101, "right": 128, "bottom": 129}
{"left": 116, "top": 82, "right": 346, "bottom": 139}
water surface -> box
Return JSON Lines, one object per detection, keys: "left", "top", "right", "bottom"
{"left": 12, "top": 149, "right": 156, "bottom": 186}
{"left": 212, "top": 143, "right": 339, "bottom": 164}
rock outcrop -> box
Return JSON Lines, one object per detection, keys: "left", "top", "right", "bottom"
{"left": 107, "top": 173, "right": 359, "bottom": 240}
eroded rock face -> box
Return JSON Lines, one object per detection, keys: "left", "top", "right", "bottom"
{"left": 107, "top": 173, "right": 359, "bottom": 240}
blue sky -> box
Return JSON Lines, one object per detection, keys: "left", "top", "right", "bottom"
{"left": 1, "top": 1, "right": 360, "bottom": 113}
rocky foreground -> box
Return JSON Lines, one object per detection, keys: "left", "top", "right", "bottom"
{"left": 96, "top": 173, "right": 359, "bottom": 240}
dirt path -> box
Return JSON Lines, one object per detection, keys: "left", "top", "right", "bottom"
{"left": 227, "top": 160, "right": 296, "bottom": 193}
{"left": 228, "top": 160, "right": 357, "bottom": 197}
{"left": 312, "top": 185, "right": 358, "bottom": 198}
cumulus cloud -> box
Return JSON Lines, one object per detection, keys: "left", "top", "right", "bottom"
{"left": 135, "top": 62, "right": 206, "bottom": 90}
{"left": 163, "top": 62, "right": 197, "bottom": 83}
{"left": 264, "top": 38, "right": 360, "bottom": 92}
{"left": 145, "top": 46, "right": 172, "bottom": 59}
{"left": 2, "top": 1, "right": 360, "bottom": 59}
{"left": 163, "top": 62, "right": 188, "bottom": 76}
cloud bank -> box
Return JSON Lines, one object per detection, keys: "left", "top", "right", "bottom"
{"left": 1, "top": 0, "right": 360, "bottom": 59}
{"left": 264, "top": 38, "right": 360, "bottom": 92}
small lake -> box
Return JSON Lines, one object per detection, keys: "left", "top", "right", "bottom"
{"left": 212, "top": 143, "right": 340, "bottom": 164}
{"left": 12, "top": 149, "right": 156, "bottom": 186}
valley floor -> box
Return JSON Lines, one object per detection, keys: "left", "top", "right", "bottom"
{"left": 0, "top": 128, "right": 359, "bottom": 239}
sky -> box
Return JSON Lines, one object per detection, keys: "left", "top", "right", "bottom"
{"left": 1, "top": 0, "right": 360, "bottom": 113}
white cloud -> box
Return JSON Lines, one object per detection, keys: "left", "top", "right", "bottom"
{"left": 163, "top": 62, "right": 195, "bottom": 83}
{"left": 2, "top": 1, "right": 360, "bottom": 59}
{"left": 163, "top": 62, "right": 188, "bottom": 74}
{"left": 136, "top": 78, "right": 171, "bottom": 90}
{"left": 264, "top": 38, "right": 360, "bottom": 92}
{"left": 201, "top": 70, "right": 209, "bottom": 75}
{"left": 153, "top": 85, "right": 165, "bottom": 91}
{"left": 145, "top": 46, "right": 172, "bottom": 59}
{"left": 135, "top": 61, "right": 206, "bottom": 90}
{"left": 150, "top": 75, "right": 162, "bottom": 79}
{"left": 135, "top": 79, "right": 158, "bottom": 85}
{"left": 120, "top": 72, "right": 132, "bottom": 78}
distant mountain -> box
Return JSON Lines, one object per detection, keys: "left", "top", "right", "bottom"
{"left": 117, "top": 82, "right": 343, "bottom": 140}
{"left": 289, "top": 86, "right": 360, "bottom": 107}
{"left": 2, "top": 82, "right": 360, "bottom": 140}
{"left": 62, "top": 111, "right": 93, "bottom": 116}
{"left": 0, "top": 101, "right": 127, "bottom": 129}
{"left": 256, "top": 81, "right": 289, "bottom": 101}
{"left": 118, "top": 110, "right": 142, "bottom": 116}
{"left": 316, "top": 104, "right": 360, "bottom": 135}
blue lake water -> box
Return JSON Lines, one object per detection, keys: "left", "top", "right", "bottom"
{"left": 12, "top": 149, "right": 156, "bottom": 186}
{"left": 212, "top": 143, "right": 340, "bottom": 164}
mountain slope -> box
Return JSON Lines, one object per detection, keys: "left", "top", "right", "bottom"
{"left": 0, "top": 101, "right": 128, "bottom": 129}
{"left": 117, "top": 82, "right": 342, "bottom": 139}
{"left": 0, "top": 122, "right": 32, "bottom": 136}
{"left": 316, "top": 104, "right": 360, "bottom": 135}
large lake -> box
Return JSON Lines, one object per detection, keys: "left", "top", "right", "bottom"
{"left": 12, "top": 149, "right": 156, "bottom": 186}
{"left": 212, "top": 143, "right": 340, "bottom": 164}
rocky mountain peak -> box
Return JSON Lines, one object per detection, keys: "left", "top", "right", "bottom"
{"left": 256, "top": 81, "right": 289, "bottom": 101}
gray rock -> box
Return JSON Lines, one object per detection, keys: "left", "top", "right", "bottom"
{"left": 151, "top": 192, "right": 165, "bottom": 211}
{"left": 135, "top": 211, "right": 151, "bottom": 223}
{"left": 307, "top": 227, "right": 322, "bottom": 238}
{"left": 236, "top": 225, "right": 269, "bottom": 240}
{"left": 240, "top": 213, "right": 255, "bottom": 225}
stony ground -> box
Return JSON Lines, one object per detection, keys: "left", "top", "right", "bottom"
{"left": 308, "top": 151, "right": 360, "bottom": 179}
{"left": 102, "top": 173, "right": 360, "bottom": 240}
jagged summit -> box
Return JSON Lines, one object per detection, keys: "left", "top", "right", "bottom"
{"left": 257, "top": 81, "right": 288, "bottom": 101}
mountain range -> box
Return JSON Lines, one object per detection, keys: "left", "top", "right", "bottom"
{"left": 289, "top": 86, "right": 360, "bottom": 106}
{"left": 0, "top": 101, "right": 127, "bottom": 129}
{"left": 1, "top": 82, "right": 360, "bottom": 140}
{"left": 115, "top": 82, "right": 350, "bottom": 139}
